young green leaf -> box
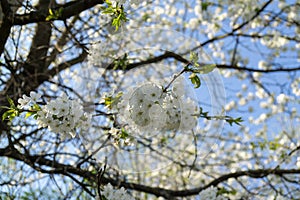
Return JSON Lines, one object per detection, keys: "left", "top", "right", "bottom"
{"left": 192, "top": 64, "right": 216, "bottom": 74}
{"left": 7, "top": 96, "right": 15, "bottom": 107}
{"left": 49, "top": 8, "right": 54, "bottom": 16}
{"left": 120, "top": 128, "right": 129, "bottom": 139}
{"left": 189, "top": 73, "right": 201, "bottom": 88}
{"left": 2, "top": 109, "right": 17, "bottom": 121}
{"left": 25, "top": 112, "right": 35, "bottom": 119}
{"left": 189, "top": 52, "right": 199, "bottom": 67}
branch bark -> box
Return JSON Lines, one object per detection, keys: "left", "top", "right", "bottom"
{"left": 112, "top": 51, "right": 300, "bottom": 73}
{"left": 12, "top": 0, "right": 104, "bottom": 25}
{"left": 1, "top": 146, "right": 299, "bottom": 199}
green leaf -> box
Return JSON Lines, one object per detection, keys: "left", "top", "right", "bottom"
{"left": 192, "top": 64, "right": 216, "bottom": 74}
{"left": 120, "top": 128, "right": 129, "bottom": 139}
{"left": 189, "top": 73, "right": 201, "bottom": 88}
{"left": 160, "top": 137, "right": 167, "bottom": 145}
{"left": 104, "top": 92, "right": 123, "bottom": 109}
{"left": 46, "top": 7, "right": 64, "bottom": 21}
{"left": 7, "top": 96, "right": 15, "bottom": 107}
{"left": 102, "top": 7, "right": 114, "bottom": 14}
{"left": 269, "top": 139, "right": 281, "bottom": 150}
{"left": 101, "top": 1, "right": 128, "bottom": 31}
{"left": 2, "top": 110, "right": 11, "bottom": 121}
{"left": 226, "top": 117, "right": 243, "bottom": 126}
{"left": 105, "top": 0, "right": 112, "bottom": 6}
{"left": 190, "top": 52, "right": 198, "bottom": 62}
{"left": 25, "top": 112, "right": 35, "bottom": 119}
{"left": 113, "top": 53, "right": 128, "bottom": 70}
{"left": 32, "top": 103, "right": 41, "bottom": 111}
{"left": 0, "top": 106, "right": 11, "bottom": 110}
{"left": 49, "top": 8, "right": 53, "bottom": 16}
{"left": 2, "top": 109, "right": 17, "bottom": 121}
{"left": 217, "top": 187, "right": 237, "bottom": 196}
{"left": 189, "top": 52, "right": 199, "bottom": 67}
{"left": 104, "top": 96, "right": 112, "bottom": 109}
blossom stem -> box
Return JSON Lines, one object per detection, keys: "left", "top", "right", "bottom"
{"left": 162, "top": 63, "right": 191, "bottom": 93}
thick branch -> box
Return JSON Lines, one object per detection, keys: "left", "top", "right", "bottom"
{"left": 1, "top": 146, "right": 299, "bottom": 199}
{"left": 23, "top": 0, "right": 52, "bottom": 76}
{"left": 0, "top": 0, "right": 13, "bottom": 55}
{"left": 13, "top": 0, "right": 104, "bottom": 25}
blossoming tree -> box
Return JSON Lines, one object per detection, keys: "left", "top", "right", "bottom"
{"left": 0, "top": 0, "right": 299, "bottom": 199}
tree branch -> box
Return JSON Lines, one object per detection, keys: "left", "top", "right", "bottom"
{"left": 114, "top": 51, "right": 300, "bottom": 73}
{"left": 0, "top": 0, "right": 13, "bottom": 55}
{"left": 1, "top": 146, "right": 299, "bottom": 199}
{"left": 13, "top": 0, "right": 104, "bottom": 25}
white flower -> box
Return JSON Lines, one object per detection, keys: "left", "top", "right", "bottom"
{"left": 17, "top": 94, "right": 31, "bottom": 108}
{"left": 29, "top": 91, "right": 41, "bottom": 103}
{"left": 188, "top": 18, "right": 199, "bottom": 29}
{"left": 199, "top": 186, "right": 218, "bottom": 199}
{"left": 238, "top": 97, "right": 247, "bottom": 106}
{"left": 48, "top": 119, "right": 62, "bottom": 133}
{"left": 71, "top": 101, "right": 84, "bottom": 121}
{"left": 276, "top": 93, "right": 289, "bottom": 104}
{"left": 31, "top": 93, "right": 92, "bottom": 138}
{"left": 80, "top": 113, "right": 92, "bottom": 130}
{"left": 102, "top": 183, "right": 134, "bottom": 200}
{"left": 36, "top": 111, "right": 48, "bottom": 128}
{"left": 258, "top": 60, "right": 268, "bottom": 70}
{"left": 117, "top": 82, "right": 199, "bottom": 132}
{"left": 44, "top": 100, "right": 60, "bottom": 116}
{"left": 56, "top": 103, "right": 70, "bottom": 118}
{"left": 180, "top": 113, "right": 197, "bottom": 131}
{"left": 129, "top": 89, "right": 145, "bottom": 106}
{"left": 199, "top": 186, "right": 226, "bottom": 200}
{"left": 291, "top": 78, "right": 300, "bottom": 96}
{"left": 17, "top": 91, "right": 42, "bottom": 109}
{"left": 172, "top": 78, "right": 185, "bottom": 97}
{"left": 148, "top": 104, "right": 163, "bottom": 118}
{"left": 142, "top": 84, "right": 163, "bottom": 102}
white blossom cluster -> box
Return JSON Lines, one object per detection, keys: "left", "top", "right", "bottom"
{"left": 199, "top": 186, "right": 226, "bottom": 200}
{"left": 291, "top": 77, "right": 300, "bottom": 96}
{"left": 18, "top": 92, "right": 91, "bottom": 138}
{"left": 99, "top": 183, "right": 135, "bottom": 200}
{"left": 116, "top": 79, "right": 198, "bottom": 133}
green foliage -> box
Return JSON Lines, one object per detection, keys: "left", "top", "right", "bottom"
{"left": 226, "top": 116, "right": 243, "bottom": 126}
{"left": 190, "top": 63, "right": 216, "bottom": 74}
{"left": 113, "top": 53, "right": 128, "bottom": 70}
{"left": 196, "top": 107, "right": 243, "bottom": 126}
{"left": 1, "top": 97, "right": 19, "bottom": 121}
{"left": 217, "top": 187, "right": 237, "bottom": 196}
{"left": 186, "top": 52, "right": 216, "bottom": 89}
{"left": 1, "top": 97, "right": 41, "bottom": 122}
{"left": 188, "top": 52, "right": 216, "bottom": 74}
{"left": 189, "top": 51, "right": 200, "bottom": 67}
{"left": 102, "top": 0, "right": 128, "bottom": 31}
{"left": 189, "top": 73, "right": 201, "bottom": 88}
{"left": 46, "top": 8, "right": 64, "bottom": 21}
{"left": 103, "top": 92, "right": 123, "bottom": 109}
{"left": 120, "top": 128, "right": 129, "bottom": 139}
